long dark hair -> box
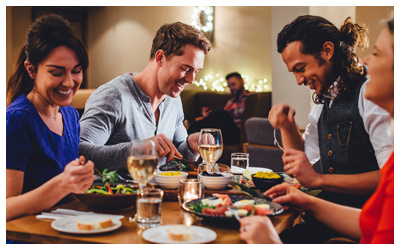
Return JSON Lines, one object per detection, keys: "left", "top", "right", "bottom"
{"left": 277, "top": 15, "right": 368, "bottom": 104}
{"left": 7, "top": 14, "right": 88, "bottom": 106}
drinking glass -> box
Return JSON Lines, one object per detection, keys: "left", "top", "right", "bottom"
{"left": 231, "top": 153, "right": 249, "bottom": 171}
{"left": 197, "top": 163, "right": 216, "bottom": 178}
{"left": 135, "top": 188, "right": 163, "bottom": 229}
{"left": 178, "top": 179, "right": 204, "bottom": 208}
{"left": 127, "top": 140, "right": 158, "bottom": 192}
{"left": 198, "top": 128, "right": 223, "bottom": 172}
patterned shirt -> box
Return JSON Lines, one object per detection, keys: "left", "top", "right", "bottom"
{"left": 224, "top": 90, "right": 251, "bottom": 128}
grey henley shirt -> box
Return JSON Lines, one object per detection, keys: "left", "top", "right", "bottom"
{"left": 79, "top": 73, "right": 198, "bottom": 171}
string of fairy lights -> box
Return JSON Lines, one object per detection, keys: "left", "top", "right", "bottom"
{"left": 191, "top": 7, "right": 271, "bottom": 93}
{"left": 194, "top": 73, "right": 271, "bottom": 93}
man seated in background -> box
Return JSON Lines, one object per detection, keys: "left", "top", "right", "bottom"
{"left": 79, "top": 22, "right": 212, "bottom": 172}
{"left": 188, "top": 72, "right": 251, "bottom": 144}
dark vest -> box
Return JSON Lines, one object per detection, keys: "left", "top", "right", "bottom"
{"left": 317, "top": 81, "right": 379, "bottom": 175}
{"left": 316, "top": 78, "right": 379, "bottom": 209}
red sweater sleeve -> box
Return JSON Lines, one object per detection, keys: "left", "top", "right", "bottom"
{"left": 359, "top": 152, "right": 394, "bottom": 244}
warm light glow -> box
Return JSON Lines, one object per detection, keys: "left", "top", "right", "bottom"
{"left": 192, "top": 6, "right": 214, "bottom": 33}
{"left": 194, "top": 73, "right": 271, "bottom": 92}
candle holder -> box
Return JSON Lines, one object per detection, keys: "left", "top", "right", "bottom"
{"left": 178, "top": 179, "right": 204, "bottom": 207}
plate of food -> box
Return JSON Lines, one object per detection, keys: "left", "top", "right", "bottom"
{"left": 182, "top": 194, "right": 284, "bottom": 221}
{"left": 142, "top": 225, "right": 216, "bottom": 244}
{"left": 159, "top": 159, "right": 198, "bottom": 176}
{"left": 74, "top": 168, "right": 143, "bottom": 209}
{"left": 159, "top": 159, "right": 230, "bottom": 177}
{"left": 51, "top": 215, "right": 122, "bottom": 234}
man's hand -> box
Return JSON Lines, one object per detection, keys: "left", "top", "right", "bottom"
{"left": 239, "top": 216, "right": 282, "bottom": 244}
{"left": 268, "top": 103, "right": 296, "bottom": 130}
{"left": 201, "top": 106, "right": 212, "bottom": 117}
{"left": 282, "top": 148, "right": 320, "bottom": 189}
{"left": 148, "top": 133, "right": 183, "bottom": 162}
{"left": 187, "top": 133, "right": 200, "bottom": 154}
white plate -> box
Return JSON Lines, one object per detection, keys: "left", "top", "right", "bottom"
{"left": 51, "top": 215, "right": 122, "bottom": 234}
{"left": 142, "top": 225, "right": 217, "bottom": 244}
{"left": 232, "top": 166, "right": 272, "bottom": 175}
{"left": 249, "top": 167, "right": 272, "bottom": 173}
{"left": 230, "top": 166, "right": 246, "bottom": 174}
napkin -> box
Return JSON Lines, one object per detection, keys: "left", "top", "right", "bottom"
{"left": 36, "top": 208, "right": 124, "bottom": 220}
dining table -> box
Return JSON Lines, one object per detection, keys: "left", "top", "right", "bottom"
{"left": 6, "top": 187, "right": 300, "bottom": 244}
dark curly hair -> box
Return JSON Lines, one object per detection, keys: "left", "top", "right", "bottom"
{"left": 7, "top": 14, "right": 88, "bottom": 106}
{"left": 277, "top": 15, "right": 368, "bottom": 104}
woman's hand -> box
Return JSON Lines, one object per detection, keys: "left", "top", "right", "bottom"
{"left": 59, "top": 156, "right": 95, "bottom": 194}
{"left": 264, "top": 183, "right": 313, "bottom": 212}
{"left": 239, "top": 216, "right": 282, "bottom": 244}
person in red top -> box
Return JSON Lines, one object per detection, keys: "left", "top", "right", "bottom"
{"left": 238, "top": 17, "right": 394, "bottom": 244}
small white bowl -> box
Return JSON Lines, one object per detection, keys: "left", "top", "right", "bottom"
{"left": 198, "top": 173, "right": 233, "bottom": 190}
{"left": 155, "top": 171, "right": 188, "bottom": 189}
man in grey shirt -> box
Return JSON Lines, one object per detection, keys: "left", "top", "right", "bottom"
{"left": 79, "top": 22, "right": 212, "bottom": 171}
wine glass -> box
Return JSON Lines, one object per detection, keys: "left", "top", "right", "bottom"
{"left": 198, "top": 128, "right": 223, "bottom": 173}
{"left": 126, "top": 140, "right": 158, "bottom": 193}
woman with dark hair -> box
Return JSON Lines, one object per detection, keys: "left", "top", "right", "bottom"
{"left": 239, "top": 17, "right": 394, "bottom": 244}
{"left": 6, "top": 14, "right": 94, "bottom": 221}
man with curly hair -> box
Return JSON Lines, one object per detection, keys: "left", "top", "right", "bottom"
{"left": 268, "top": 15, "right": 393, "bottom": 243}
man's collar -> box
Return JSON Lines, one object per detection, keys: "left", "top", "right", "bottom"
{"left": 323, "top": 77, "right": 340, "bottom": 101}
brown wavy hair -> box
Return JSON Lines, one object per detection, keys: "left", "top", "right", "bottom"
{"left": 7, "top": 14, "right": 88, "bottom": 107}
{"left": 150, "top": 22, "right": 211, "bottom": 60}
{"left": 277, "top": 15, "right": 368, "bottom": 104}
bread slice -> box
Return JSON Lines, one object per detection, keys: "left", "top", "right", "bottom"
{"left": 76, "top": 216, "right": 114, "bottom": 231}
{"left": 168, "top": 225, "right": 193, "bottom": 241}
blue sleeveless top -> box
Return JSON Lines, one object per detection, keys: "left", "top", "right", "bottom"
{"left": 6, "top": 95, "right": 80, "bottom": 194}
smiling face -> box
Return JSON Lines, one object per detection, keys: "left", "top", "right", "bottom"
{"left": 363, "top": 28, "right": 394, "bottom": 116}
{"left": 27, "top": 46, "right": 83, "bottom": 107}
{"left": 157, "top": 44, "right": 205, "bottom": 98}
{"left": 281, "top": 41, "right": 335, "bottom": 95}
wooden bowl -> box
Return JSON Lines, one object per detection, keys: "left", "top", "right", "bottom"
{"left": 74, "top": 183, "right": 152, "bottom": 210}
{"left": 74, "top": 192, "right": 137, "bottom": 210}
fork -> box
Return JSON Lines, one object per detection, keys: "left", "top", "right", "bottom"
{"left": 227, "top": 207, "right": 241, "bottom": 221}
{"left": 274, "top": 128, "right": 285, "bottom": 152}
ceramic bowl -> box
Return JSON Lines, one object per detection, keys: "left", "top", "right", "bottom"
{"left": 251, "top": 173, "right": 284, "bottom": 192}
{"left": 154, "top": 171, "right": 189, "bottom": 189}
{"left": 198, "top": 172, "right": 233, "bottom": 190}
{"left": 74, "top": 183, "right": 139, "bottom": 210}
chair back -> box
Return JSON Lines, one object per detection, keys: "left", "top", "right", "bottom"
{"left": 243, "top": 117, "right": 284, "bottom": 171}
{"left": 70, "top": 89, "right": 95, "bottom": 117}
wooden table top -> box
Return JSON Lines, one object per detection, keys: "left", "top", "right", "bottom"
{"left": 6, "top": 188, "right": 299, "bottom": 244}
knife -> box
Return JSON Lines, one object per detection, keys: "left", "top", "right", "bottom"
{"left": 229, "top": 181, "right": 272, "bottom": 201}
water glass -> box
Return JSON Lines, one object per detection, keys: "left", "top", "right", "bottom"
{"left": 135, "top": 188, "right": 163, "bottom": 229}
{"left": 231, "top": 153, "right": 249, "bottom": 170}
{"left": 178, "top": 179, "right": 204, "bottom": 207}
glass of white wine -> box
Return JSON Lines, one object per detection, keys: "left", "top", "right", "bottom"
{"left": 198, "top": 128, "right": 223, "bottom": 173}
{"left": 127, "top": 140, "right": 158, "bottom": 193}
